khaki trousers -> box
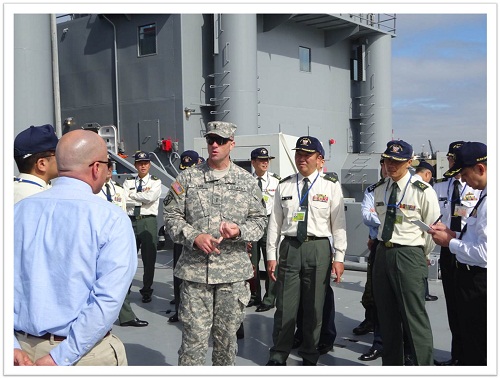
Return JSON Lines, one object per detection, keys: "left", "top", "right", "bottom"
{"left": 16, "top": 332, "right": 128, "bottom": 366}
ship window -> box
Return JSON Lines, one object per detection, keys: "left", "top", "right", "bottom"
{"left": 299, "top": 46, "right": 311, "bottom": 72}
{"left": 138, "top": 23, "right": 157, "bottom": 56}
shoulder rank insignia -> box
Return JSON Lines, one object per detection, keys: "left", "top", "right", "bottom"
{"left": 272, "top": 173, "right": 281, "bottom": 181}
{"left": 412, "top": 180, "right": 428, "bottom": 191}
{"left": 279, "top": 174, "right": 293, "bottom": 183}
{"left": 151, "top": 175, "right": 159, "bottom": 180}
{"left": 367, "top": 178, "right": 385, "bottom": 193}
{"left": 115, "top": 182, "right": 123, "bottom": 188}
{"left": 171, "top": 181, "right": 184, "bottom": 196}
{"left": 323, "top": 174, "right": 338, "bottom": 183}
{"left": 126, "top": 176, "right": 135, "bottom": 180}
{"left": 435, "top": 177, "right": 449, "bottom": 183}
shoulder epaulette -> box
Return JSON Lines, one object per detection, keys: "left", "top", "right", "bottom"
{"left": 435, "top": 177, "right": 449, "bottom": 183}
{"left": 271, "top": 173, "right": 281, "bottom": 181}
{"left": 279, "top": 174, "right": 293, "bottom": 183}
{"left": 412, "top": 180, "right": 429, "bottom": 191}
{"left": 151, "top": 175, "right": 159, "bottom": 180}
{"left": 322, "top": 174, "right": 338, "bottom": 183}
{"left": 114, "top": 182, "right": 123, "bottom": 188}
{"left": 126, "top": 176, "right": 135, "bottom": 180}
{"left": 367, "top": 178, "right": 385, "bottom": 193}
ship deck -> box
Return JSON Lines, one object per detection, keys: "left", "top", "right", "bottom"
{"left": 108, "top": 248, "right": 478, "bottom": 376}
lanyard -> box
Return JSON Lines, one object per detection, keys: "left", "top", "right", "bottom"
{"left": 296, "top": 172, "right": 320, "bottom": 206}
{"left": 101, "top": 181, "right": 116, "bottom": 197}
{"left": 384, "top": 176, "right": 411, "bottom": 209}
{"left": 447, "top": 179, "right": 467, "bottom": 203}
{"left": 135, "top": 175, "right": 148, "bottom": 190}
{"left": 14, "top": 177, "right": 43, "bottom": 188}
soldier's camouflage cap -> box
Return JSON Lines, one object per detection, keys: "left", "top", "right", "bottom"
{"left": 204, "top": 121, "right": 237, "bottom": 139}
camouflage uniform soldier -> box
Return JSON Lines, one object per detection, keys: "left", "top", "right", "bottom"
{"left": 163, "top": 121, "right": 267, "bottom": 366}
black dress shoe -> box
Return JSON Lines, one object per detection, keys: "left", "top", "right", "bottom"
{"left": 255, "top": 304, "right": 274, "bottom": 312}
{"left": 302, "top": 359, "right": 316, "bottom": 366}
{"left": 292, "top": 337, "right": 302, "bottom": 349}
{"left": 120, "top": 318, "right": 149, "bottom": 327}
{"left": 435, "top": 358, "right": 458, "bottom": 366}
{"left": 168, "top": 313, "right": 179, "bottom": 323}
{"left": 142, "top": 294, "right": 152, "bottom": 303}
{"left": 425, "top": 294, "right": 438, "bottom": 301}
{"left": 352, "top": 319, "right": 374, "bottom": 335}
{"left": 265, "top": 360, "right": 286, "bottom": 366}
{"left": 236, "top": 323, "right": 245, "bottom": 339}
{"left": 246, "top": 299, "right": 260, "bottom": 307}
{"left": 170, "top": 299, "right": 176, "bottom": 305}
{"left": 359, "top": 349, "right": 383, "bottom": 361}
{"left": 317, "top": 343, "right": 334, "bottom": 355}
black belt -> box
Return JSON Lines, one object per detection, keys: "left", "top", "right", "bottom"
{"left": 381, "top": 241, "right": 404, "bottom": 248}
{"left": 285, "top": 236, "right": 329, "bottom": 243}
{"left": 455, "top": 260, "right": 486, "bottom": 273}
{"left": 15, "top": 330, "right": 111, "bottom": 342}
{"left": 129, "top": 215, "right": 155, "bottom": 220}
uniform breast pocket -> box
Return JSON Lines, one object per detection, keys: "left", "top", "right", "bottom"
{"left": 310, "top": 200, "right": 329, "bottom": 219}
{"left": 224, "top": 188, "right": 250, "bottom": 223}
{"left": 186, "top": 186, "right": 211, "bottom": 219}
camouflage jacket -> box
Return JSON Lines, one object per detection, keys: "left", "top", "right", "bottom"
{"left": 163, "top": 161, "right": 267, "bottom": 284}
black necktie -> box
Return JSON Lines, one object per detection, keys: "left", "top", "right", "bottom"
{"left": 134, "top": 179, "right": 143, "bottom": 217}
{"left": 381, "top": 182, "right": 398, "bottom": 242}
{"left": 296, "top": 178, "right": 309, "bottom": 243}
{"left": 450, "top": 180, "right": 462, "bottom": 232}
{"left": 105, "top": 183, "right": 112, "bottom": 202}
{"left": 258, "top": 177, "right": 263, "bottom": 191}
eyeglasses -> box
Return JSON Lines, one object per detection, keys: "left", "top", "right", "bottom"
{"left": 88, "top": 160, "right": 110, "bottom": 167}
{"left": 206, "top": 135, "right": 231, "bottom": 146}
{"left": 39, "top": 153, "right": 56, "bottom": 159}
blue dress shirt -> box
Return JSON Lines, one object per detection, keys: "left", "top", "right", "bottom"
{"left": 14, "top": 177, "right": 137, "bottom": 365}
{"left": 361, "top": 186, "right": 381, "bottom": 240}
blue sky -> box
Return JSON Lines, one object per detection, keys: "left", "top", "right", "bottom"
{"left": 391, "top": 14, "right": 488, "bottom": 155}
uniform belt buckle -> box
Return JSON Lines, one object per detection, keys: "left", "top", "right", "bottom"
{"left": 384, "top": 241, "right": 394, "bottom": 248}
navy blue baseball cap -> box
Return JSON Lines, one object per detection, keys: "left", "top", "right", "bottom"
{"left": 293, "top": 136, "right": 325, "bottom": 157}
{"left": 381, "top": 140, "right": 413, "bottom": 161}
{"left": 251, "top": 147, "right": 275, "bottom": 160}
{"left": 446, "top": 141, "right": 465, "bottom": 160}
{"left": 179, "top": 150, "right": 199, "bottom": 170}
{"left": 415, "top": 160, "right": 435, "bottom": 177}
{"left": 134, "top": 151, "right": 151, "bottom": 162}
{"left": 444, "top": 142, "right": 487, "bottom": 178}
{"left": 198, "top": 156, "right": 205, "bottom": 163}
{"left": 14, "top": 124, "right": 58, "bottom": 158}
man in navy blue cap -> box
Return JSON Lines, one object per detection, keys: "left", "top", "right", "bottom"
{"left": 429, "top": 142, "right": 487, "bottom": 366}
{"left": 123, "top": 151, "right": 162, "bottom": 303}
{"left": 432, "top": 140, "right": 481, "bottom": 366}
{"left": 266, "top": 136, "right": 347, "bottom": 365}
{"left": 14, "top": 124, "right": 59, "bottom": 203}
{"left": 247, "top": 147, "right": 280, "bottom": 313}
{"left": 168, "top": 149, "right": 202, "bottom": 323}
{"left": 371, "top": 140, "right": 440, "bottom": 365}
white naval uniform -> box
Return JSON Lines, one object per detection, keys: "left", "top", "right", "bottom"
{"left": 123, "top": 173, "right": 161, "bottom": 216}
{"left": 14, "top": 173, "right": 50, "bottom": 204}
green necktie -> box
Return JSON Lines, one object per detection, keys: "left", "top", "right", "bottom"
{"left": 296, "top": 178, "right": 309, "bottom": 243}
{"left": 381, "top": 182, "right": 398, "bottom": 242}
{"left": 258, "top": 177, "right": 263, "bottom": 191}
{"left": 134, "top": 179, "right": 143, "bottom": 217}
{"left": 450, "top": 180, "right": 462, "bottom": 232}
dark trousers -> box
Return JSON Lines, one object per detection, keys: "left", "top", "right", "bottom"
{"left": 455, "top": 262, "right": 487, "bottom": 365}
{"left": 366, "top": 239, "right": 383, "bottom": 351}
{"left": 440, "top": 246, "right": 462, "bottom": 362}
{"left": 173, "top": 243, "right": 183, "bottom": 312}
{"left": 131, "top": 216, "right": 157, "bottom": 296}
{"left": 118, "top": 285, "right": 137, "bottom": 324}
{"left": 373, "top": 244, "right": 433, "bottom": 365}
{"left": 295, "top": 263, "right": 337, "bottom": 347}
{"left": 250, "top": 220, "right": 276, "bottom": 306}
{"left": 269, "top": 238, "right": 330, "bottom": 365}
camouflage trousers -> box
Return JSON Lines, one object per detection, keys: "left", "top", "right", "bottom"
{"left": 178, "top": 280, "right": 250, "bottom": 365}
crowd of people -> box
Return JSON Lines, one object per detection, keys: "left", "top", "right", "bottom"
{"left": 13, "top": 122, "right": 487, "bottom": 367}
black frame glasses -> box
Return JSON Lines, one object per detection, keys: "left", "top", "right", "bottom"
{"left": 206, "top": 135, "right": 231, "bottom": 146}
{"left": 88, "top": 160, "right": 110, "bottom": 167}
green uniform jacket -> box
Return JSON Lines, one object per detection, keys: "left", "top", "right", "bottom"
{"left": 163, "top": 161, "right": 267, "bottom": 284}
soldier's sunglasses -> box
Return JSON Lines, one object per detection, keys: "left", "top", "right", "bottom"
{"left": 206, "top": 135, "right": 231, "bottom": 146}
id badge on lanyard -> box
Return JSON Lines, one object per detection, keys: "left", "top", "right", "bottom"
{"left": 292, "top": 206, "right": 307, "bottom": 222}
